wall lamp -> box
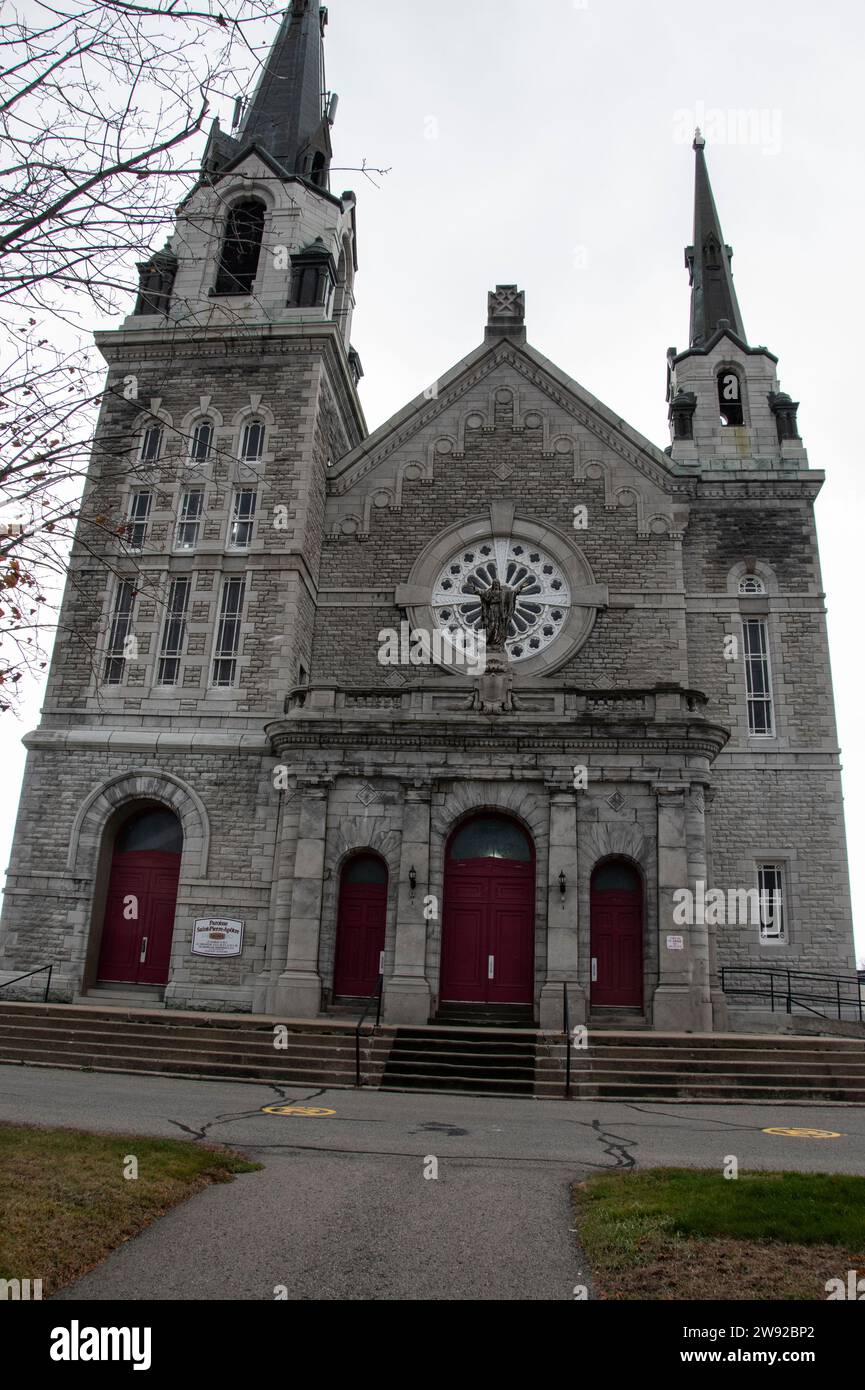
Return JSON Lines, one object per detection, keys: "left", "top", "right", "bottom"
{"left": 559, "top": 869, "right": 567, "bottom": 908}
{"left": 408, "top": 866, "right": 417, "bottom": 900}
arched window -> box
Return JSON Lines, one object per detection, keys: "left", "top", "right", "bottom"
{"left": 189, "top": 420, "right": 213, "bottom": 465}
{"left": 214, "top": 199, "right": 265, "bottom": 295}
{"left": 310, "top": 151, "right": 327, "bottom": 188}
{"left": 449, "top": 814, "right": 532, "bottom": 862}
{"left": 342, "top": 853, "right": 388, "bottom": 885}
{"left": 718, "top": 368, "right": 744, "bottom": 426}
{"left": 239, "top": 419, "right": 265, "bottom": 462}
{"left": 738, "top": 575, "right": 765, "bottom": 595}
{"left": 116, "top": 808, "right": 182, "bottom": 854}
{"left": 139, "top": 424, "right": 163, "bottom": 463}
{"left": 592, "top": 861, "right": 640, "bottom": 892}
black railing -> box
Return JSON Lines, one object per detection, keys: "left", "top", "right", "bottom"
{"left": 354, "top": 974, "right": 384, "bottom": 1088}
{"left": 721, "top": 966, "right": 864, "bottom": 1023}
{"left": 563, "top": 981, "right": 572, "bottom": 1097}
{"left": 0, "top": 964, "right": 53, "bottom": 1002}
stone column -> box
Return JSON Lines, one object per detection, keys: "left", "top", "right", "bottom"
{"left": 255, "top": 783, "right": 295, "bottom": 1014}
{"left": 653, "top": 783, "right": 710, "bottom": 1031}
{"left": 268, "top": 778, "right": 330, "bottom": 1018}
{"left": 539, "top": 784, "right": 585, "bottom": 1029}
{"left": 382, "top": 782, "right": 432, "bottom": 1025}
{"left": 685, "top": 783, "right": 713, "bottom": 1032}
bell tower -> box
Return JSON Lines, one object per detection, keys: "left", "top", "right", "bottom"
{"left": 666, "top": 131, "right": 805, "bottom": 472}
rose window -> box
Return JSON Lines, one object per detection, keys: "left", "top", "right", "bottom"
{"left": 431, "top": 537, "right": 571, "bottom": 661}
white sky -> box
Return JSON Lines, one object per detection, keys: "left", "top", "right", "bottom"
{"left": 1, "top": 0, "right": 862, "bottom": 960}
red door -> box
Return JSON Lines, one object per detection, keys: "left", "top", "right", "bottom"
{"left": 440, "top": 857, "right": 535, "bottom": 1004}
{"left": 97, "top": 851, "right": 181, "bottom": 986}
{"left": 333, "top": 859, "right": 387, "bottom": 997}
{"left": 590, "top": 863, "right": 643, "bottom": 1007}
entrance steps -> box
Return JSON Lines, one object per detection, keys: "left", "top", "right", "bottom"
{"left": 560, "top": 1030, "right": 865, "bottom": 1102}
{"left": 75, "top": 984, "right": 166, "bottom": 1009}
{"left": 1, "top": 1001, "right": 864, "bottom": 1101}
{"left": 0, "top": 1000, "right": 385, "bottom": 1089}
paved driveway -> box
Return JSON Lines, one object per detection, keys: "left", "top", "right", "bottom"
{"left": 1, "top": 1065, "right": 862, "bottom": 1300}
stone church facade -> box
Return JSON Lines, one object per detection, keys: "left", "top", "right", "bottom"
{"left": 0, "top": 1, "right": 855, "bottom": 1031}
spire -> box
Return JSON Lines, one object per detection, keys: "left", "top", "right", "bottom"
{"left": 239, "top": 1, "right": 333, "bottom": 186}
{"left": 685, "top": 130, "right": 746, "bottom": 348}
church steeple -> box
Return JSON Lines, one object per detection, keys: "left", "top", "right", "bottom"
{"left": 238, "top": 1, "right": 333, "bottom": 187}
{"left": 685, "top": 130, "right": 746, "bottom": 348}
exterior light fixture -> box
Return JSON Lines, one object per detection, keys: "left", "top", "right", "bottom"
{"left": 409, "top": 866, "right": 417, "bottom": 899}
{"left": 559, "top": 869, "right": 567, "bottom": 906}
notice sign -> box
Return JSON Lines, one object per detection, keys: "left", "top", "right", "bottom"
{"left": 666, "top": 934, "right": 685, "bottom": 951}
{"left": 192, "top": 919, "right": 244, "bottom": 957}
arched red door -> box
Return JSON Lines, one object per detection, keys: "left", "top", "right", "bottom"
{"left": 440, "top": 815, "right": 535, "bottom": 1004}
{"left": 97, "top": 809, "right": 182, "bottom": 986}
{"left": 590, "top": 860, "right": 643, "bottom": 1007}
{"left": 333, "top": 854, "right": 388, "bottom": 998}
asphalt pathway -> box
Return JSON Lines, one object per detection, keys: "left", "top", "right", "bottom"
{"left": 1, "top": 1064, "right": 863, "bottom": 1301}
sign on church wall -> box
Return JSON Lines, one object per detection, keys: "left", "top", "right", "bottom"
{"left": 191, "top": 919, "right": 244, "bottom": 957}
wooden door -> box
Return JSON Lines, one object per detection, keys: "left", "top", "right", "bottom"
{"left": 97, "top": 851, "right": 180, "bottom": 986}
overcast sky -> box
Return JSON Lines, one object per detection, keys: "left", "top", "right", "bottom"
{"left": 1, "top": 0, "right": 862, "bottom": 958}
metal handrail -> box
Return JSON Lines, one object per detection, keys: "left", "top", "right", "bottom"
{"left": 563, "top": 981, "right": 572, "bottom": 1097}
{"left": 354, "top": 974, "right": 384, "bottom": 1088}
{"left": 721, "top": 966, "right": 863, "bottom": 1023}
{"left": 0, "top": 964, "right": 53, "bottom": 1002}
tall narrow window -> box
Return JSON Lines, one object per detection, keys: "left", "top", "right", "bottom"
{"left": 229, "top": 490, "right": 257, "bottom": 549}
{"left": 718, "top": 369, "right": 744, "bottom": 426}
{"left": 211, "top": 577, "right": 245, "bottom": 687}
{"left": 239, "top": 420, "right": 265, "bottom": 463}
{"left": 175, "top": 490, "right": 204, "bottom": 551}
{"left": 757, "top": 864, "right": 786, "bottom": 942}
{"left": 743, "top": 618, "right": 774, "bottom": 736}
{"left": 189, "top": 420, "right": 213, "bottom": 465}
{"left": 156, "top": 577, "right": 191, "bottom": 686}
{"left": 214, "top": 199, "right": 265, "bottom": 295}
{"left": 103, "top": 579, "right": 136, "bottom": 685}
{"left": 125, "top": 490, "right": 152, "bottom": 549}
{"left": 139, "top": 424, "right": 163, "bottom": 463}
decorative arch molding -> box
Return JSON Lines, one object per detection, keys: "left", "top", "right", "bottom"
{"left": 326, "top": 820, "right": 401, "bottom": 878}
{"left": 67, "top": 770, "right": 210, "bottom": 878}
{"left": 180, "top": 397, "right": 224, "bottom": 433}
{"left": 726, "top": 558, "right": 779, "bottom": 598}
{"left": 432, "top": 785, "right": 548, "bottom": 849}
{"left": 581, "top": 822, "right": 651, "bottom": 876}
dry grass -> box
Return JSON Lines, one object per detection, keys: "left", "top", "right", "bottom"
{"left": 0, "top": 1121, "right": 260, "bottom": 1295}
{"left": 573, "top": 1168, "right": 865, "bottom": 1301}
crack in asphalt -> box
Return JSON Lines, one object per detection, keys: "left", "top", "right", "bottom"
{"left": 589, "top": 1116, "right": 637, "bottom": 1169}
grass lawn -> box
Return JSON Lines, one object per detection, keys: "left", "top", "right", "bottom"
{"left": 573, "top": 1168, "right": 865, "bottom": 1300}
{"left": 0, "top": 1121, "right": 261, "bottom": 1295}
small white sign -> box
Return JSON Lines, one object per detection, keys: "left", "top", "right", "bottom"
{"left": 666, "top": 934, "right": 685, "bottom": 951}
{"left": 192, "top": 918, "right": 244, "bottom": 957}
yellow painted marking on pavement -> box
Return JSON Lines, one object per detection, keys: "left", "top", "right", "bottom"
{"left": 762, "top": 1126, "right": 842, "bottom": 1139}
{"left": 261, "top": 1104, "right": 336, "bottom": 1117}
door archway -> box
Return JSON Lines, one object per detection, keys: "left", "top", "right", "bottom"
{"left": 97, "top": 808, "right": 182, "bottom": 986}
{"left": 333, "top": 853, "right": 388, "bottom": 998}
{"left": 440, "top": 813, "right": 535, "bottom": 1004}
{"left": 589, "top": 859, "right": 643, "bottom": 1008}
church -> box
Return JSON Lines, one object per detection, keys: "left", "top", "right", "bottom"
{"left": 0, "top": 0, "right": 856, "bottom": 1034}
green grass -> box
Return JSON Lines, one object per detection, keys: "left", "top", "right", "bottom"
{"left": 573, "top": 1168, "right": 865, "bottom": 1301}
{"left": 0, "top": 1121, "right": 261, "bottom": 1295}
